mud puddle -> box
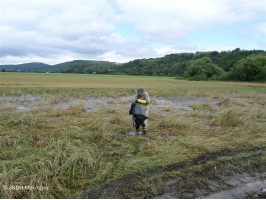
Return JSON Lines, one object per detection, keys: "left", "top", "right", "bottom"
{"left": 202, "top": 179, "right": 266, "bottom": 199}
{"left": 120, "top": 131, "right": 137, "bottom": 136}
{"left": 155, "top": 172, "right": 266, "bottom": 199}
{"left": 81, "top": 148, "right": 265, "bottom": 199}
{"left": 0, "top": 94, "right": 49, "bottom": 111}
{"left": 0, "top": 94, "right": 135, "bottom": 112}
{"left": 16, "top": 105, "right": 29, "bottom": 111}
{"left": 200, "top": 120, "right": 213, "bottom": 130}
{"left": 152, "top": 97, "right": 197, "bottom": 113}
{"left": 0, "top": 94, "right": 257, "bottom": 121}
{"left": 120, "top": 131, "right": 147, "bottom": 137}
{"left": 0, "top": 94, "right": 216, "bottom": 112}
{"left": 121, "top": 131, "right": 175, "bottom": 139}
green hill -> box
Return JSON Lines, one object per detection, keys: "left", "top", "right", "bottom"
{"left": 56, "top": 60, "right": 118, "bottom": 74}
{"left": 0, "top": 62, "right": 51, "bottom": 72}
{"left": 0, "top": 60, "right": 117, "bottom": 73}
{"left": 0, "top": 49, "right": 265, "bottom": 81}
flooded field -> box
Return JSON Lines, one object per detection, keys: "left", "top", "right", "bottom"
{"left": 0, "top": 74, "right": 265, "bottom": 198}
{"left": 1, "top": 93, "right": 265, "bottom": 198}
{"left": 0, "top": 93, "right": 255, "bottom": 114}
{"left": 1, "top": 93, "right": 263, "bottom": 133}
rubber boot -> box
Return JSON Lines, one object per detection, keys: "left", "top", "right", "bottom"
{"left": 136, "top": 128, "right": 140, "bottom": 136}
{"left": 142, "top": 127, "right": 146, "bottom": 136}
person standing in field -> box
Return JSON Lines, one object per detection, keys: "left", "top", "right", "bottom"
{"left": 134, "top": 88, "right": 150, "bottom": 135}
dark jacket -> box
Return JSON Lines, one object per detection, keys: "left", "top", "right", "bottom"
{"left": 129, "top": 101, "right": 148, "bottom": 127}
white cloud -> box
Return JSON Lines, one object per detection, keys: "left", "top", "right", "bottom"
{"left": 114, "top": 0, "right": 266, "bottom": 43}
{"left": 0, "top": 0, "right": 265, "bottom": 64}
{"left": 155, "top": 47, "right": 177, "bottom": 55}
{"left": 0, "top": 0, "right": 120, "bottom": 63}
{"left": 254, "top": 23, "right": 266, "bottom": 35}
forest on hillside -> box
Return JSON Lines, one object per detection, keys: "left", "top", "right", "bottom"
{"left": 61, "top": 49, "right": 266, "bottom": 81}
{"left": 1, "top": 49, "right": 265, "bottom": 81}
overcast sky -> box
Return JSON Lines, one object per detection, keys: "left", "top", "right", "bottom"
{"left": 0, "top": 0, "right": 265, "bottom": 64}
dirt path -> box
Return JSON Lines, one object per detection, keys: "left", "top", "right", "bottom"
{"left": 81, "top": 147, "right": 266, "bottom": 199}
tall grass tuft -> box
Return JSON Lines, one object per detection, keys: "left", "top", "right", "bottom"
{"left": 210, "top": 110, "right": 244, "bottom": 127}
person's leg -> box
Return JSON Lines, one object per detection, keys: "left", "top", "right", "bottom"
{"left": 142, "top": 122, "right": 146, "bottom": 135}
{"left": 136, "top": 123, "right": 140, "bottom": 135}
{"left": 142, "top": 106, "right": 149, "bottom": 134}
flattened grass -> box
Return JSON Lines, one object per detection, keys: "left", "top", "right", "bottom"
{"left": 1, "top": 103, "right": 265, "bottom": 198}
{"left": 0, "top": 73, "right": 265, "bottom": 198}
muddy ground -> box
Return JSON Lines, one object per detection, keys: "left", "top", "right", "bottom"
{"left": 1, "top": 94, "right": 262, "bottom": 134}
{"left": 0, "top": 94, "right": 251, "bottom": 115}
{"left": 82, "top": 148, "right": 266, "bottom": 199}
{"left": 0, "top": 94, "right": 210, "bottom": 112}
{"left": 1, "top": 94, "right": 265, "bottom": 198}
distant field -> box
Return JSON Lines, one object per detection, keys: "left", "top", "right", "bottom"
{"left": 0, "top": 72, "right": 265, "bottom": 198}
{"left": 0, "top": 72, "right": 265, "bottom": 97}
{"left": 0, "top": 72, "right": 177, "bottom": 88}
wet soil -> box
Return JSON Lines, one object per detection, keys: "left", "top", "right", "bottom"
{"left": 0, "top": 94, "right": 253, "bottom": 117}
{"left": 120, "top": 131, "right": 146, "bottom": 137}
{"left": 2, "top": 94, "right": 265, "bottom": 198}
{"left": 202, "top": 178, "right": 266, "bottom": 199}
{"left": 155, "top": 171, "right": 266, "bottom": 199}
{"left": 0, "top": 95, "right": 132, "bottom": 112}
{"left": 81, "top": 147, "right": 266, "bottom": 199}
{"left": 0, "top": 94, "right": 217, "bottom": 113}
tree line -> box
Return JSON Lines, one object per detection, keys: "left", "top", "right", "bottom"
{"left": 61, "top": 49, "right": 265, "bottom": 81}
{"left": 1, "top": 49, "right": 265, "bottom": 82}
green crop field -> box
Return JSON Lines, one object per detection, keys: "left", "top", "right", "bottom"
{"left": 0, "top": 72, "right": 265, "bottom": 198}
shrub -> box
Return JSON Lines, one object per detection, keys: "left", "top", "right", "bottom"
{"left": 228, "top": 54, "right": 266, "bottom": 81}
{"left": 186, "top": 57, "right": 224, "bottom": 81}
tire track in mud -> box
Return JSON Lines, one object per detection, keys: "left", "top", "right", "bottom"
{"left": 81, "top": 147, "right": 266, "bottom": 199}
